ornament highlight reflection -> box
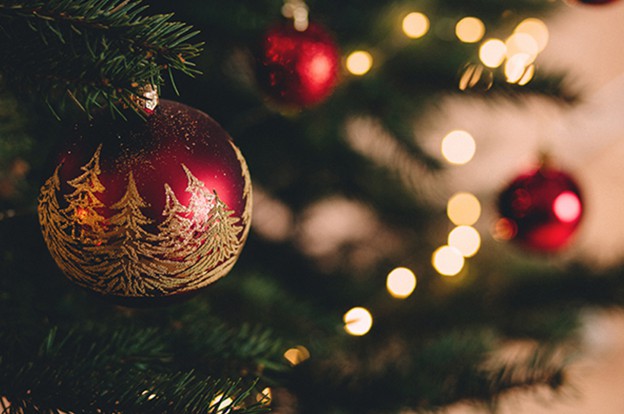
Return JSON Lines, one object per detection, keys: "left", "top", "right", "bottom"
{"left": 553, "top": 191, "right": 582, "bottom": 223}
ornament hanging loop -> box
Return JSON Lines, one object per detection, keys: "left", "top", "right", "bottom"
{"left": 282, "top": 0, "right": 309, "bottom": 31}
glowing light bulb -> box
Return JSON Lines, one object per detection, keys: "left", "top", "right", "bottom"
{"left": 386, "top": 267, "right": 417, "bottom": 299}
{"left": 514, "top": 18, "right": 549, "bottom": 52}
{"left": 346, "top": 50, "right": 373, "bottom": 76}
{"left": 257, "top": 387, "right": 272, "bottom": 404}
{"left": 505, "top": 33, "right": 539, "bottom": 63}
{"left": 518, "top": 64, "right": 535, "bottom": 86}
{"left": 344, "top": 307, "right": 373, "bottom": 336}
{"left": 448, "top": 226, "right": 481, "bottom": 257}
{"left": 553, "top": 191, "right": 582, "bottom": 223}
{"left": 432, "top": 245, "right": 465, "bottom": 276}
{"left": 402, "top": 12, "right": 430, "bottom": 39}
{"left": 447, "top": 192, "right": 481, "bottom": 225}
{"left": 284, "top": 345, "right": 311, "bottom": 366}
{"left": 479, "top": 39, "right": 506, "bottom": 68}
{"left": 505, "top": 53, "right": 532, "bottom": 84}
{"left": 211, "top": 394, "right": 234, "bottom": 413}
{"left": 441, "top": 130, "right": 476, "bottom": 165}
{"left": 455, "top": 17, "right": 485, "bottom": 43}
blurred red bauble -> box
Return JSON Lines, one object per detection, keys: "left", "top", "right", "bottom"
{"left": 38, "top": 100, "right": 252, "bottom": 305}
{"left": 566, "top": 0, "right": 619, "bottom": 5}
{"left": 256, "top": 21, "right": 340, "bottom": 108}
{"left": 497, "top": 165, "right": 583, "bottom": 252}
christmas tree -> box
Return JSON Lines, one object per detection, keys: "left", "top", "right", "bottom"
{"left": 2, "top": 0, "right": 624, "bottom": 413}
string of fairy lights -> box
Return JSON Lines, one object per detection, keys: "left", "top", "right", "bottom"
{"left": 341, "top": 11, "right": 550, "bottom": 336}
{"left": 272, "top": 4, "right": 554, "bottom": 388}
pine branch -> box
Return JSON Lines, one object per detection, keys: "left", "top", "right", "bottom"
{"left": 0, "top": 0, "right": 203, "bottom": 118}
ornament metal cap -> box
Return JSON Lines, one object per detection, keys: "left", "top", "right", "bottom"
{"left": 130, "top": 84, "right": 159, "bottom": 114}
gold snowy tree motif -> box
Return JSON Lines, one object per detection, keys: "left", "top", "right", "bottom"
{"left": 62, "top": 144, "right": 108, "bottom": 241}
{"left": 39, "top": 144, "right": 251, "bottom": 298}
{"left": 100, "top": 171, "right": 171, "bottom": 296}
{"left": 38, "top": 164, "right": 99, "bottom": 287}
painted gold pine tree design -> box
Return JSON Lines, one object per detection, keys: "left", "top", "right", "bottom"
{"left": 62, "top": 144, "right": 107, "bottom": 242}
{"left": 103, "top": 171, "right": 170, "bottom": 295}
{"left": 38, "top": 144, "right": 250, "bottom": 297}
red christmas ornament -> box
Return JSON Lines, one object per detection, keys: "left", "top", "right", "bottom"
{"left": 497, "top": 165, "right": 583, "bottom": 252}
{"left": 566, "top": 0, "right": 619, "bottom": 5}
{"left": 38, "top": 100, "right": 252, "bottom": 305}
{"left": 256, "top": 21, "right": 340, "bottom": 108}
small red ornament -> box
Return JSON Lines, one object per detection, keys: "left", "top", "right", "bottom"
{"left": 497, "top": 164, "right": 583, "bottom": 252}
{"left": 256, "top": 21, "right": 340, "bottom": 108}
{"left": 38, "top": 100, "right": 252, "bottom": 305}
{"left": 565, "top": 0, "right": 619, "bottom": 5}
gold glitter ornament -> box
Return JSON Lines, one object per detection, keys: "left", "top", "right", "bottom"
{"left": 38, "top": 100, "right": 252, "bottom": 306}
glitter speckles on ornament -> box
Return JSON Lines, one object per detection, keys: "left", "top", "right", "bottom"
{"left": 38, "top": 100, "right": 252, "bottom": 305}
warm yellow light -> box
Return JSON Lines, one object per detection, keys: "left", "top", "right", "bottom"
{"left": 458, "top": 64, "right": 493, "bottom": 92}
{"left": 518, "top": 64, "right": 535, "bottom": 86}
{"left": 346, "top": 50, "right": 373, "bottom": 76}
{"left": 441, "top": 130, "right": 476, "bottom": 165}
{"left": 514, "top": 18, "right": 549, "bottom": 52}
{"left": 447, "top": 192, "right": 481, "bottom": 225}
{"left": 455, "top": 17, "right": 485, "bottom": 43}
{"left": 479, "top": 39, "right": 506, "bottom": 68}
{"left": 505, "top": 53, "right": 532, "bottom": 84}
{"left": 284, "top": 345, "right": 311, "bottom": 366}
{"left": 505, "top": 33, "right": 538, "bottom": 63}
{"left": 257, "top": 387, "right": 272, "bottom": 404}
{"left": 211, "top": 394, "right": 234, "bottom": 413}
{"left": 432, "top": 245, "right": 465, "bottom": 276}
{"left": 344, "top": 307, "right": 373, "bottom": 336}
{"left": 402, "top": 12, "right": 430, "bottom": 39}
{"left": 386, "top": 267, "right": 417, "bottom": 299}
{"left": 448, "top": 226, "right": 481, "bottom": 257}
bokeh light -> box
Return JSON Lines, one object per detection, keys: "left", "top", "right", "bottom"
{"left": 402, "top": 12, "right": 430, "bottom": 39}
{"left": 458, "top": 64, "right": 493, "bottom": 91}
{"left": 553, "top": 191, "right": 582, "bottom": 223}
{"left": 514, "top": 18, "right": 549, "bottom": 52}
{"left": 455, "top": 17, "right": 485, "bottom": 43}
{"left": 448, "top": 226, "right": 481, "bottom": 257}
{"left": 346, "top": 50, "right": 373, "bottom": 75}
{"left": 432, "top": 245, "right": 465, "bottom": 276}
{"left": 344, "top": 307, "right": 373, "bottom": 336}
{"left": 505, "top": 33, "right": 539, "bottom": 63}
{"left": 386, "top": 267, "right": 417, "bottom": 298}
{"left": 479, "top": 39, "right": 506, "bottom": 68}
{"left": 210, "top": 394, "right": 234, "bottom": 413}
{"left": 492, "top": 217, "right": 517, "bottom": 241}
{"left": 441, "top": 130, "right": 476, "bottom": 165}
{"left": 257, "top": 387, "right": 272, "bottom": 404}
{"left": 505, "top": 53, "right": 532, "bottom": 83}
{"left": 284, "top": 345, "right": 311, "bottom": 366}
{"left": 447, "top": 192, "right": 481, "bottom": 225}
{"left": 518, "top": 64, "right": 535, "bottom": 86}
